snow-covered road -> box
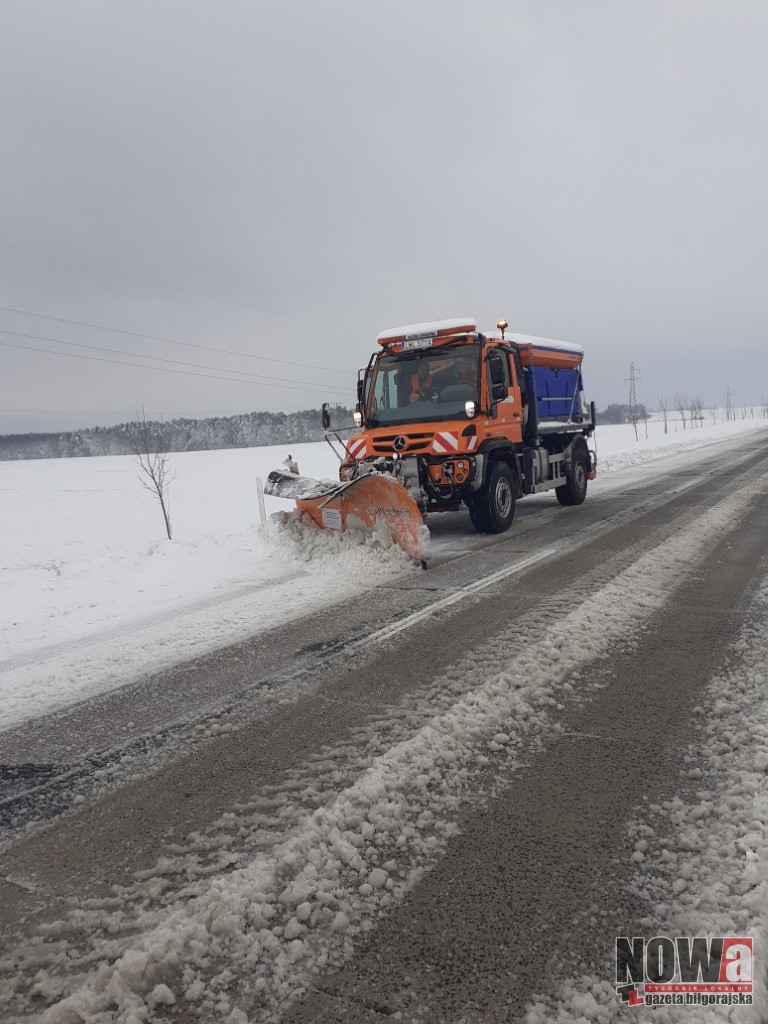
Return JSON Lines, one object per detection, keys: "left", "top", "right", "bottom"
{"left": 1, "top": 425, "right": 768, "bottom": 1023}
{"left": 1, "top": 416, "right": 766, "bottom": 731}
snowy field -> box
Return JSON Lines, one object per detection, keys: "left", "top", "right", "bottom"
{"left": 1, "top": 413, "right": 766, "bottom": 731}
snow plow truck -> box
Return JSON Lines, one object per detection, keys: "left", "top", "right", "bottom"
{"left": 266, "top": 318, "right": 596, "bottom": 565}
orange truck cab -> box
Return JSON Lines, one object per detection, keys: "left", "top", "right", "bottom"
{"left": 341, "top": 318, "right": 596, "bottom": 535}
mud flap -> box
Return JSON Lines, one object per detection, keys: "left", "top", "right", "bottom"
{"left": 264, "top": 469, "right": 429, "bottom": 563}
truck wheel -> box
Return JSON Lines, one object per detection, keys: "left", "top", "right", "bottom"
{"left": 468, "top": 460, "right": 516, "bottom": 534}
{"left": 556, "top": 444, "right": 589, "bottom": 507}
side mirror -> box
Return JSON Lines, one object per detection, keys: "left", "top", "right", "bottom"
{"left": 491, "top": 383, "right": 508, "bottom": 402}
{"left": 356, "top": 380, "right": 364, "bottom": 403}
{"left": 488, "top": 355, "right": 506, "bottom": 386}
{"left": 321, "top": 403, "right": 331, "bottom": 429}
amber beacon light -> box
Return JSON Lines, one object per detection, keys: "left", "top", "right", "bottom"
{"left": 496, "top": 319, "right": 508, "bottom": 339}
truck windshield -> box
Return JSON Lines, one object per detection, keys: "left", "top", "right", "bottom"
{"left": 366, "top": 345, "right": 480, "bottom": 427}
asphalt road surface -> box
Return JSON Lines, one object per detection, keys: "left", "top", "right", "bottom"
{"left": 1, "top": 430, "right": 767, "bottom": 1023}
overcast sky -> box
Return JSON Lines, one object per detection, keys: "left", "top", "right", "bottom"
{"left": 1, "top": 1, "right": 766, "bottom": 434}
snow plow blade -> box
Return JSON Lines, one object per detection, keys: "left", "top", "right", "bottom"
{"left": 264, "top": 469, "right": 428, "bottom": 564}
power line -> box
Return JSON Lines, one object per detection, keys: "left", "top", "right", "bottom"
{"left": 0, "top": 239, "right": 301, "bottom": 323}
{"left": 0, "top": 339, "right": 351, "bottom": 396}
{"left": 0, "top": 303, "right": 350, "bottom": 375}
{"left": 1, "top": 407, "right": 292, "bottom": 417}
{"left": 625, "top": 362, "right": 643, "bottom": 441}
{"left": 0, "top": 240, "right": 365, "bottom": 348}
{"left": 0, "top": 327, "right": 351, "bottom": 391}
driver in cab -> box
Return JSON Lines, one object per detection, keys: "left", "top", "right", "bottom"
{"left": 409, "top": 361, "right": 434, "bottom": 403}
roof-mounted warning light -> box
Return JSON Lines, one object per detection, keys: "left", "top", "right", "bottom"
{"left": 496, "top": 319, "right": 508, "bottom": 340}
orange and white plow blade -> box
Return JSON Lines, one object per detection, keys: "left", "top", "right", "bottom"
{"left": 265, "top": 469, "right": 428, "bottom": 563}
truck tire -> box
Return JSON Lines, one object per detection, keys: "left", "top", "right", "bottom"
{"left": 468, "top": 460, "right": 516, "bottom": 534}
{"left": 556, "top": 443, "right": 589, "bottom": 507}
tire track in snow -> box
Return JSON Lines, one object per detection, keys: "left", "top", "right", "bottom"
{"left": 524, "top": 566, "right": 768, "bottom": 1024}
{"left": 3, "top": 469, "right": 768, "bottom": 1023}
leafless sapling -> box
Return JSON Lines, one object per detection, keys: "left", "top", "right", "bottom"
{"left": 674, "top": 392, "right": 688, "bottom": 430}
{"left": 640, "top": 403, "right": 650, "bottom": 439}
{"left": 658, "top": 396, "right": 669, "bottom": 434}
{"left": 132, "top": 408, "right": 175, "bottom": 540}
{"left": 690, "top": 395, "right": 704, "bottom": 428}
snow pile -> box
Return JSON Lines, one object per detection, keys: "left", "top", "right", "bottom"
{"left": 265, "top": 507, "right": 414, "bottom": 569}
{"left": 5, "top": 470, "right": 767, "bottom": 1023}
{"left": 376, "top": 316, "right": 476, "bottom": 341}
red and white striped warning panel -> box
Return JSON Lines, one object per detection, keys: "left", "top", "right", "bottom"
{"left": 431, "top": 431, "right": 459, "bottom": 454}
{"left": 347, "top": 437, "right": 366, "bottom": 460}
{"left": 466, "top": 435, "right": 478, "bottom": 451}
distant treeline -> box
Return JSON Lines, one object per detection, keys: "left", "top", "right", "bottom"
{"left": 6, "top": 400, "right": 756, "bottom": 461}
{"left": 595, "top": 403, "right": 648, "bottom": 425}
{"left": 0, "top": 407, "right": 355, "bottom": 461}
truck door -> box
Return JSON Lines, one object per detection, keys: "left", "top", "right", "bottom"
{"left": 486, "top": 348, "right": 522, "bottom": 434}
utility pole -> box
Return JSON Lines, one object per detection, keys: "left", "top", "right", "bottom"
{"left": 626, "top": 362, "right": 643, "bottom": 440}
{"left": 726, "top": 385, "right": 733, "bottom": 422}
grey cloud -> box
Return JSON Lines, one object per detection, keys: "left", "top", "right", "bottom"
{"left": 0, "top": 0, "right": 765, "bottom": 432}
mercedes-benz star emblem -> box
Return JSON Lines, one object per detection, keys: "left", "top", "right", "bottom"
{"left": 393, "top": 436, "right": 407, "bottom": 451}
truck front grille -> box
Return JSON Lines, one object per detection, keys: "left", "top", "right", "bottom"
{"left": 371, "top": 433, "right": 433, "bottom": 455}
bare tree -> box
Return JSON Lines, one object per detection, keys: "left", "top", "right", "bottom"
{"left": 132, "top": 407, "right": 175, "bottom": 540}
{"left": 726, "top": 385, "right": 734, "bottom": 421}
{"left": 658, "top": 396, "right": 670, "bottom": 434}
{"left": 709, "top": 405, "right": 717, "bottom": 426}
{"left": 674, "top": 392, "right": 688, "bottom": 430}
{"left": 690, "top": 395, "right": 704, "bottom": 428}
{"left": 627, "top": 405, "right": 640, "bottom": 441}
